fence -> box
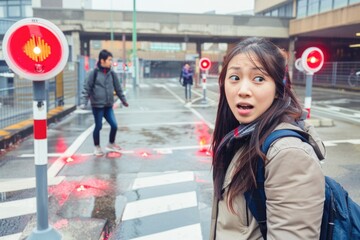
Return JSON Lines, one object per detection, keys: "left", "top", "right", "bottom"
{"left": 0, "top": 59, "right": 92, "bottom": 129}
{"left": 292, "top": 61, "right": 360, "bottom": 90}
{"left": 1, "top": 60, "right": 359, "bottom": 130}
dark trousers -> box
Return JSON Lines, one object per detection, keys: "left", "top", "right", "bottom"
{"left": 184, "top": 83, "right": 192, "bottom": 100}
{"left": 92, "top": 106, "right": 118, "bottom": 146}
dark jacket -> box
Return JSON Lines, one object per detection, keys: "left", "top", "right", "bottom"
{"left": 81, "top": 67, "right": 127, "bottom": 108}
{"left": 181, "top": 66, "right": 193, "bottom": 85}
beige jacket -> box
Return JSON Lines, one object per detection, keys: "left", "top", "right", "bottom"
{"left": 210, "top": 122, "right": 326, "bottom": 240}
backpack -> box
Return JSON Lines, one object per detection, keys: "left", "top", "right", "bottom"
{"left": 91, "top": 69, "right": 117, "bottom": 90}
{"left": 244, "top": 129, "right": 360, "bottom": 240}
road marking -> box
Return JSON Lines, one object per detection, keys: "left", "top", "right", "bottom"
{"left": 324, "top": 139, "right": 360, "bottom": 146}
{"left": 0, "top": 198, "right": 36, "bottom": 219}
{"left": 132, "top": 171, "right": 194, "bottom": 190}
{"left": 104, "top": 121, "right": 204, "bottom": 128}
{"left": 0, "top": 233, "right": 22, "bottom": 240}
{"left": 122, "top": 191, "right": 197, "bottom": 221}
{"left": 154, "top": 144, "right": 210, "bottom": 151}
{"left": 47, "top": 122, "right": 95, "bottom": 178}
{"left": 161, "top": 85, "right": 185, "bottom": 104}
{"left": 19, "top": 152, "right": 62, "bottom": 158}
{"left": 130, "top": 223, "right": 202, "bottom": 240}
{"left": 312, "top": 106, "right": 360, "bottom": 124}
{"left": 0, "top": 176, "right": 64, "bottom": 193}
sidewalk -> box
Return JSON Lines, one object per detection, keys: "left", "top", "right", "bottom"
{"left": 0, "top": 105, "right": 76, "bottom": 152}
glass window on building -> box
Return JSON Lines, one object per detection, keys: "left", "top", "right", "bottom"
{"left": 320, "top": 0, "right": 333, "bottom": 13}
{"left": 22, "top": 5, "right": 32, "bottom": 17}
{"left": 333, "top": 0, "right": 347, "bottom": 8}
{"left": 0, "top": 6, "right": 5, "bottom": 18}
{"left": 308, "top": 0, "right": 320, "bottom": 16}
{"left": 8, "top": 5, "right": 20, "bottom": 17}
{"left": 271, "top": 9, "right": 278, "bottom": 17}
{"left": 285, "top": 3, "right": 293, "bottom": 17}
{"left": 349, "top": 0, "right": 360, "bottom": 4}
{"left": 297, "top": 0, "right": 308, "bottom": 18}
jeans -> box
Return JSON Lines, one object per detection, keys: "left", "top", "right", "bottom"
{"left": 184, "top": 83, "right": 192, "bottom": 100}
{"left": 92, "top": 106, "right": 118, "bottom": 146}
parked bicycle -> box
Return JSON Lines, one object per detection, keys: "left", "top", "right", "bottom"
{"left": 348, "top": 69, "right": 360, "bottom": 87}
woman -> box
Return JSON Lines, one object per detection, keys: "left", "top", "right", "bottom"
{"left": 210, "top": 37, "right": 325, "bottom": 239}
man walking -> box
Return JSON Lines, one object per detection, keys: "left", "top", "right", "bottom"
{"left": 81, "top": 49, "right": 129, "bottom": 156}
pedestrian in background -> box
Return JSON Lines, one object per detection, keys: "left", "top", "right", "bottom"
{"left": 181, "top": 63, "right": 193, "bottom": 102}
{"left": 80, "top": 49, "right": 129, "bottom": 156}
{"left": 210, "top": 37, "right": 325, "bottom": 239}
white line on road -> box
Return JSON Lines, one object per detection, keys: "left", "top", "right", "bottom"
{"left": 103, "top": 121, "right": 204, "bottom": 128}
{"left": 161, "top": 85, "right": 215, "bottom": 129}
{"left": 0, "top": 233, "right": 22, "bottom": 240}
{"left": 0, "top": 198, "right": 36, "bottom": 219}
{"left": 19, "top": 153, "right": 62, "bottom": 158}
{"left": 47, "top": 122, "right": 95, "bottom": 178}
{"left": 122, "top": 191, "right": 197, "bottom": 221}
{"left": 324, "top": 139, "right": 360, "bottom": 146}
{"left": 0, "top": 176, "right": 64, "bottom": 193}
{"left": 132, "top": 171, "right": 194, "bottom": 190}
{"left": 130, "top": 223, "right": 203, "bottom": 240}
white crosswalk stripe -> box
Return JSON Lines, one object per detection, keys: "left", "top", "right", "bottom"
{"left": 121, "top": 171, "right": 203, "bottom": 239}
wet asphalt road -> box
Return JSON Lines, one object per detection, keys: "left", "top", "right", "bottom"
{"left": 0, "top": 78, "right": 359, "bottom": 239}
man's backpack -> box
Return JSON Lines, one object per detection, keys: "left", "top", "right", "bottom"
{"left": 244, "top": 129, "right": 360, "bottom": 240}
{"left": 91, "top": 69, "right": 117, "bottom": 90}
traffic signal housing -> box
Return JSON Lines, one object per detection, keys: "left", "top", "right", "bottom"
{"left": 301, "top": 47, "right": 324, "bottom": 74}
{"left": 199, "top": 57, "right": 211, "bottom": 71}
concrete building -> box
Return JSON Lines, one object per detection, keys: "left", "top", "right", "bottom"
{"left": 255, "top": 0, "right": 360, "bottom": 61}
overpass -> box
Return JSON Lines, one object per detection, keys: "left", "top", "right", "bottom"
{"left": 31, "top": 8, "right": 291, "bottom": 58}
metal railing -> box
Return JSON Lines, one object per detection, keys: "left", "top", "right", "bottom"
{"left": 1, "top": 60, "right": 359, "bottom": 130}
{"left": 292, "top": 61, "right": 360, "bottom": 90}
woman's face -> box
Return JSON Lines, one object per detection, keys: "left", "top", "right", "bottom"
{"left": 224, "top": 53, "right": 276, "bottom": 124}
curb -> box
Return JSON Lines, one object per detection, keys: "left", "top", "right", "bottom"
{"left": 305, "top": 118, "right": 335, "bottom": 127}
{"left": 0, "top": 105, "right": 76, "bottom": 151}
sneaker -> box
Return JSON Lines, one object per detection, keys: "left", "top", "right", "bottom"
{"left": 94, "top": 146, "right": 104, "bottom": 156}
{"left": 106, "top": 143, "right": 122, "bottom": 152}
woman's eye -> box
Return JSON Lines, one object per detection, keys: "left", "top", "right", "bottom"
{"left": 229, "top": 75, "right": 239, "bottom": 81}
{"left": 254, "top": 76, "right": 265, "bottom": 83}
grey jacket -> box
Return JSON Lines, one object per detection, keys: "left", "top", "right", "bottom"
{"left": 210, "top": 122, "right": 326, "bottom": 240}
{"left": 81, "top": 68, "right": 127, "bottom": 108}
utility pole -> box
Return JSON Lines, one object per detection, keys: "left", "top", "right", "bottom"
{"left": 132, "top": 0, "right": 137, "bottom": 88}
{"left": 110, "top": 0, "right": 114, "bottom": 51}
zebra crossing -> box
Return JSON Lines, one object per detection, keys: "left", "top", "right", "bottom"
{"left": 117, "top": 171, "right": 204, "bottom": 240}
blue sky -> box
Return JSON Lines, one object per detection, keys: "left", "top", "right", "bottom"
{"left": 94, "top": 0, "right": 255, "bottom": 14}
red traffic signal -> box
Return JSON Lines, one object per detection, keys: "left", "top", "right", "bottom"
{"left": 301, "top": 47, "right": 324, "bottom": 74}
{"left": 199, "top": 57, "right": 211, "bottom": 71}
{"left": 2, "top": 18, "right": 69, "bottom": 81}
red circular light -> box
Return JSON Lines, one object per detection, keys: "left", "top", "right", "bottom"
{"left": 306, "top": 50, "right": 323, "bottom": 69}
{"left": 199, "top": 58, "right": 211, "bottom": 71}
{"left": 7, "top": 25, "right": 62, "bottom": 75}
{"left": 301, "top": 47, "right": 324, "bottom": 74}
{"left": 2, "top": 18, "right": 69, "bottom": 81}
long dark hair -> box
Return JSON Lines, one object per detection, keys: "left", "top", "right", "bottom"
{"left": 211, "top": 37, "right": 303, "bottom": 211}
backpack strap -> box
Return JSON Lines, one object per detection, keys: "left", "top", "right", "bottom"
{"left": 92, "top": 70, "right": 117, "bottom": 90}
{"left": 244, "top": 129, "right": 308, "bottom": 240}
{"left": 91, "top": 69, "right": 98, "bottom": 91}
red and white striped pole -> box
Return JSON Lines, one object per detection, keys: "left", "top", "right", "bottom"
{"left": 28, "top": 82, "right": 61, "bottom": 240}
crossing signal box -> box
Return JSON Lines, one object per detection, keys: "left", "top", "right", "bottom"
{"left": 301, "top": 47, "right": 324, "bottom": 74}
{"left": 199, "top": 57, "right": 211, "bottom": 71}
{"left": 2, "top": 18, "right": 68, "bottom": 81}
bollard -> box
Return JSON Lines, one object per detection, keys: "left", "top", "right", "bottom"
{"left": 201, "top": 73, "right": 207, "bottom": 104}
